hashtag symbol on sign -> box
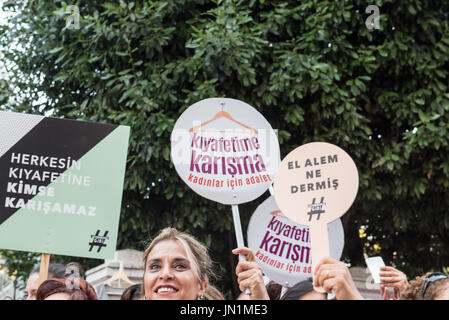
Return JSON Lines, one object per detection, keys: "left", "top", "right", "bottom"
{"left": 307, "top": 197, "right": 325, "bottom": 221}
{"left": 88, "top": 230, "right": 109, "bottom": 252}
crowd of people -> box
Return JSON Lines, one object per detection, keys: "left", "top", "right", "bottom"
{"left": 23, "top": 227, "right": 448, "bottom": 300}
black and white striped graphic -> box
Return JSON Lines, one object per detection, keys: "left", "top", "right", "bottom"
{"left": 0, "top": 112, "right": 117, "bottom": 225}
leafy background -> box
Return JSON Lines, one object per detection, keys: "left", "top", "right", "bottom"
{"left": 0, "top": 0, "right": 449, "bottom": 298}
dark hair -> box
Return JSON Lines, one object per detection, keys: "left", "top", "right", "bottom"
{"left": 265, "top": 281, "right": 283, "bottom": 300}
{"left": 121, "top": 284, "right": 143, "bottom": 300}
{"left": 31, "top": 263, "right": 66, "bottom": 279}
{"left": 281, "top": 279, "right": 315, "bottom": 300}
{"left": 36, "top": 278, "right": 97, "bottom": 300}
{"left": 401, "top": 272, "right": 449, "bottom": 300}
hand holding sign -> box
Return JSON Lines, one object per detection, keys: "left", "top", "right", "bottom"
{"left": 232, "top": 247, "right": 270, "bottom": 300}
{"left": 273, "top": 142, "right": 358, "bottom": 293}
{"left": 313, "top": 256, "right": 363, "bottom": 299}
{"left": 247, "top": 195, "right": 345, "bottom": 288}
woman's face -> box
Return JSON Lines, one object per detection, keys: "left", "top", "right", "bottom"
{"left": 25, "top": 272, "right": 40, "bottom": 300}
{"left": 144, "top": 239, "right": 206, "bottom": 300}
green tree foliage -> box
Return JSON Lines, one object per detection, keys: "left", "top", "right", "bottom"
{"left": 1, "top": 0, "right": 449, "bottom": 297}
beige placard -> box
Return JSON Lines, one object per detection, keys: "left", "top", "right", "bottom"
{"left": 273, "top": 142, "right": 358, "bottom": 292}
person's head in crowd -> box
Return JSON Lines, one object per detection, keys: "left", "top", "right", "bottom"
{"left": 281, "top": 279, "right": 327, "bottom": 300}
{"left": 401, "top": 272, "right": 449, "bottom": 300}
{"left": 36, "top": 278, "right": 97, "bottom": 300}
{"left": 65, "top": 262, "right": 85, "bottom": 280}
{"left": 26, "top": 263, "right": 67, "bottom": 300}
{"left": 121, "top": 283, "right": 143, "bottom": 300}
{"left": 142, "top": 227, "right": 218, "bottom": 300}
{"left": 266, "top": 281, "right": 283, "bottom": 300}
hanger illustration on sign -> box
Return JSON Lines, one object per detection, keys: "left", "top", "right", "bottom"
{"left": 189, "top": 102, "right": 258, "bottom": 135}
{"left": 269, "top": 210, "right": 290, "bottom": 221}
{"left": 269, "top": 210, "right": 283, "bottom": 217}
{"left": 103, "top": 261, "right": 135, "bottom": 291}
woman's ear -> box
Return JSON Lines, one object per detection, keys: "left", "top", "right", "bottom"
{"left": 199, "top": 278, "right": 208, "bottom": 294}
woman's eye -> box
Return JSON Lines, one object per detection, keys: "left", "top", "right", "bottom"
{"left": 149, "top": 264, "right": 160, "bottom": 271}
{"left": 174, "top": 264, "right": 187, "bottom": 270}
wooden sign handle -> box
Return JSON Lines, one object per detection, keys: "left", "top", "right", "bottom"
{"left": 38, "top": 253, "right": 51, "bottom": 286}
{"left": 310, "top": 223, "right": 329, "bottom": 293}
{"left": 231, "top": 204, "right": 251, "bottom": 296}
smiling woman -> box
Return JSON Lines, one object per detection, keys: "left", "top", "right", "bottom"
{"left": 142, "top": 227, "right": 222, "bottom": 300}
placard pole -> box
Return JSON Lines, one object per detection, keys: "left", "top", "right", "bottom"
{"left": 231, "top": 204, "right": 251, "bottom": 296}
{"left": 268, "top": 184, "right": 274, "bottom": 196}
{"left": 309, "top": 223, "right": 329, "bottom": 293}
{"left": 38, "top": 253, "right": 51, "bottom": 286}
{"left": 280, "top": 285, "right": 288, "bottom": 299}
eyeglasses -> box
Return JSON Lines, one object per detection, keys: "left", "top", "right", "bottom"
{"left": 421, "top": 272, "right": 448, "bottom": 299}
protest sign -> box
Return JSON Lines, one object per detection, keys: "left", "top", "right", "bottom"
{"left": 0, "top": 111, "right": 130, "bottom": 260}
{"left": 273, "top": 142, "right": 358, "bottom": 292}
{"left": 171, "top": 97, "right": 280, "bottom": 295}
{"left": 248, "top": 195, "right": 344, "bottom": 287}
{"left": 171, "top": 98, "right": 280, "bottom": 205}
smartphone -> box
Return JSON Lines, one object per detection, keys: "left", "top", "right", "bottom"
{"left": 365, "top": 256, "right": 385, "bottom": 284}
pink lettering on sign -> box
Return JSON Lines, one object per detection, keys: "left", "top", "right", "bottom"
{"left": 258, "top": 216, "right": 311, "bottom": 264}
{"left": 189, "top": 134, "right": 266, "bottom": 176}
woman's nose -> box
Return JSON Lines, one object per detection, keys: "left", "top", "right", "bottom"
{"left": 159, "top": 265, "right": 174, "bottom": 279}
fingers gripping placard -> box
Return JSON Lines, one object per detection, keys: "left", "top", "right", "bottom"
{"left": 247, "top": 195, "right": 345, "bottom": 288}
{"left": 273, "top": 142, "right": 358, "bottom": 292}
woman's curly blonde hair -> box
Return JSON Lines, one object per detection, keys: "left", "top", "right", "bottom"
{"left": 401, "top": 272, "right": 449, "bottom": 300}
